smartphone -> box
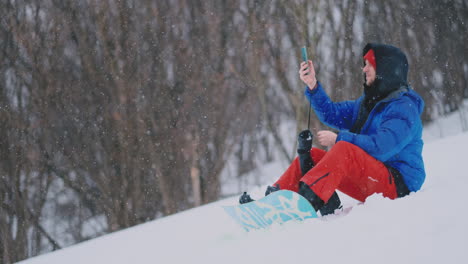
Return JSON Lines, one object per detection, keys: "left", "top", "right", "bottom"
{"left": 301, "top": 46, "right": 308, "bottom": 62}
{"left": 301, "top": 46, "right": 309, "bottom": 75}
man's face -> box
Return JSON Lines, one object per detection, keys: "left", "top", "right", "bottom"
{"left": 363, "top": 60, "right": 376, "bottom": 85}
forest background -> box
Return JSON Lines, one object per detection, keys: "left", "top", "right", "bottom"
{"left": 1, "top": 0, "right": 467, "bottom": 263}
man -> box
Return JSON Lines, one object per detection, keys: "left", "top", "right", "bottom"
{"left": 241, "top": 43, "right": 425, "bottom": 216}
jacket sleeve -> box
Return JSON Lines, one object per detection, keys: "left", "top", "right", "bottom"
{"left": 304, "top": 82, "right": 358, "bottom": 131}
{"left": 336, "top": 98, "right": 420, "bottom": 162}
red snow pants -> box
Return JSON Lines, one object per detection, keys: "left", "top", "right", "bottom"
{"left": 274, "top": 141, "right": 398, "bottom": 203}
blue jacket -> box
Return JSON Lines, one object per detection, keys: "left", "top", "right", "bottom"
{"left": 305, "top": 43, "right": 426, "bottom": 193}
{"left": 305, "top": 83, "right": 425, "bottom": 192}
{"left": 305, "top": 83, "right": 426, "bottom": 191}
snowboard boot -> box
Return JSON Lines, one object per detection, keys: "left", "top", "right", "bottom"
{"left": 298, "top": 181, "right": 324, "bottom": 212}
{"left": 318, "top": 191, "right": 342, "bottom": 216}
{"left": 239, "top": 192, "right": 254, "bottom": 204}
{"left": 297, "top": 130, "right": 314, "bottom": 175}
{"left": 299, "top": 182, "right": 343, "bottom": 216}
{"left": 265, "top": 184, "right": 280, "bottom": 196}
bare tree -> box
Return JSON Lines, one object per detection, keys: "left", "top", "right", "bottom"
{"left": 1, "top": 0, "right": 467, "bottom": 263}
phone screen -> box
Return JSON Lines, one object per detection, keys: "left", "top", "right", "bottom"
{"left": 301, "top": 46, "right": 308, "bottom": 62}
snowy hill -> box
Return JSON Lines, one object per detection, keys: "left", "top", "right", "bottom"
{"left": 19, "top": 131, "right": 468, "bottom": 264}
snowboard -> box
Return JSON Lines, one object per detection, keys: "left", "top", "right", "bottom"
{"left": 223, "top": 190, "right": 318, "bottom": 231}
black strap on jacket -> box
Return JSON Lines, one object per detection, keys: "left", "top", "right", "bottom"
{"left": 387, "top": 166, "right": 410, "bottom": 198}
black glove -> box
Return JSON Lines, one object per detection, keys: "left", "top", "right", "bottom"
{"left": 265, "top": 184, "right": 280, "bottom": 196}
{"left": 239, "top": 192, "right": 255, "bottom": 204}
{"left": 297, "top": 130, "right": 314, "bottom": 175}
{"left": 297, "top": 130, "right": 313, "bottom": 154}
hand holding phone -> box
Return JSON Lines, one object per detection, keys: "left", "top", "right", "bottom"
{"left": 299, "top": 46, "right": 317, "bottom": 89}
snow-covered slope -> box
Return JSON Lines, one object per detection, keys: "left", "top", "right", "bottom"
{"left": 19, "top": 131, "right": 468, "bottom": 264}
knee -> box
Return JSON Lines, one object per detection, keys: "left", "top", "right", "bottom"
{"left": 331, "top": 141, "right": 362, "bottom": 154}
{"left": 333, "top": 141, "right": 355, "bottom": 149}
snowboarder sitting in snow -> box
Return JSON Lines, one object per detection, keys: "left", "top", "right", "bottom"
{"left": 240, "top": 43, "right": 426, "bottom": 216}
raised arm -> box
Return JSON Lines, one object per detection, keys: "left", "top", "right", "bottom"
{"left": 304, "top": 83, "right": 359, "bottom": 131}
